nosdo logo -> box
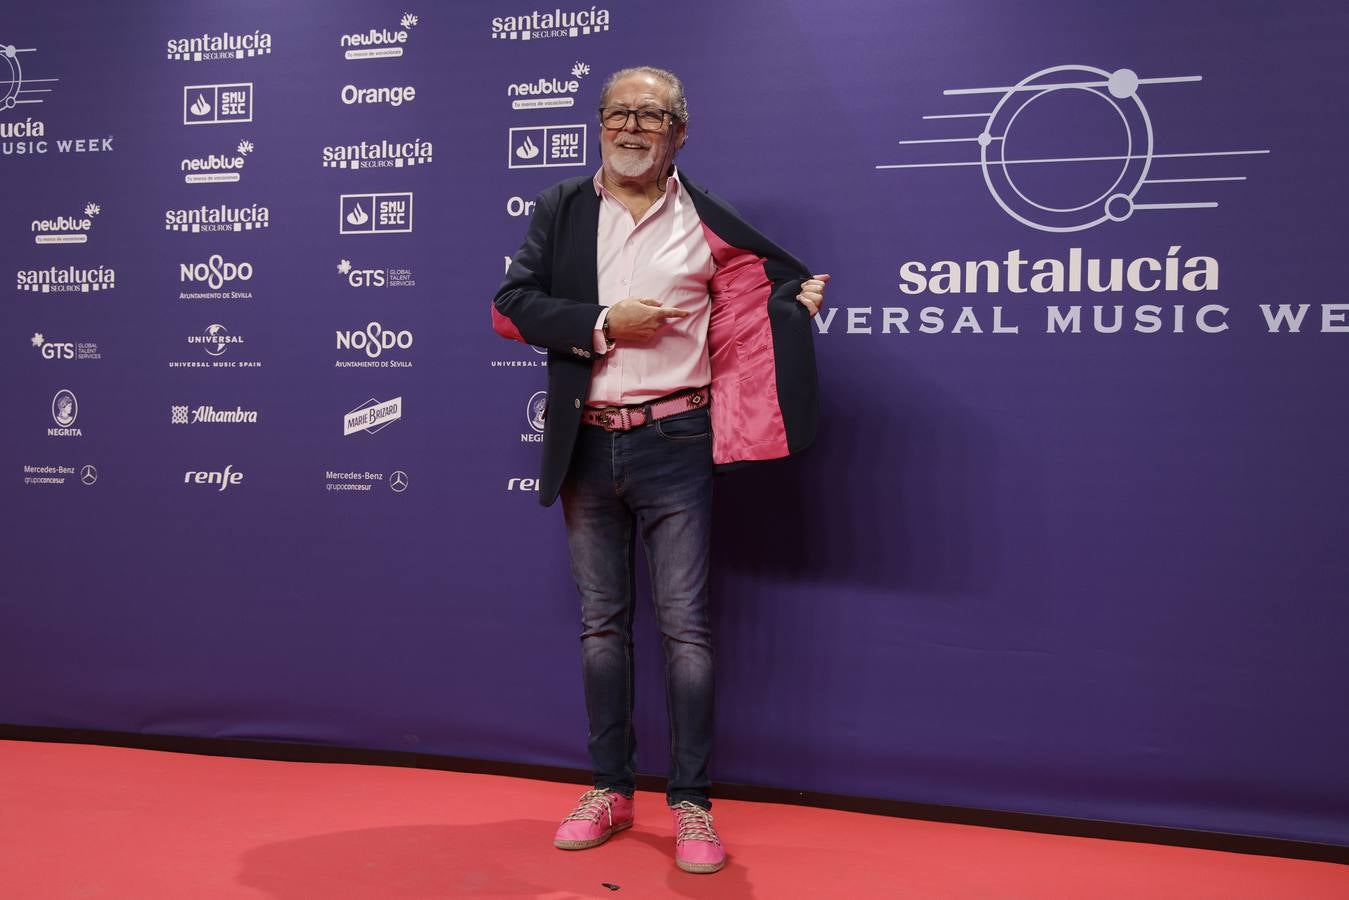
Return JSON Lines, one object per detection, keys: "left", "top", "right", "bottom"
{"left": 32, "top": 202, "right": 99, "bottom": 244}
{"left": 182, "top": 140, "right": 253, "bottom": 184}
{"left": 336, "top": 258, "right": 416, "bottom": 289}
{"left": 165, "top": 203, "right": 270, "bottom": 233}
{"left": 180, "top": 254, "right": 254, "bottom": 291}
{"left": 183, "top": 83, "right": 252, "bottom": 125}
{"left": 17, "top": 265, "right": 115, "bottom": 293}
{"left": 322, "top": 137, "right": 433, "bottom": 171}
{"left": 32, "top": 332, "right": 100, "bottom": 361}
{"left": 336, "top": 322, "right": 414, "bottom": 359}
{"left": 509, "top": 61, "right": 589, "bottom": 110}
{"left": 187, "top": 324, "right": 243, "bottom": 357}
{"left": 491, "top": 7, "right": 610, "bottom": 41}
{"left": 342, "top": 12, "right": 418, "bottom": 60}
{"left": 340, "top": 83, "right": 416, "bottom": 107}
{"left": 167, "top": 30, "right": 272, "bottom": 62}
{"left": 184, "top": 465, "right": 244, "bottom": 491}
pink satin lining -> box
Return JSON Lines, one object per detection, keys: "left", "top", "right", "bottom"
{"left": 491, "top": 304, "right": 525, "bottom": 343}
{"left": 701, "top": 224, "right": 789, "bottom": 465}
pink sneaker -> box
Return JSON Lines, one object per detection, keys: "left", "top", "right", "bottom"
{"left": 671, "top": 801, "right": 725, "bottom": 873}
{"left": 553, "top": 788, "right": 634, "bottom": 850}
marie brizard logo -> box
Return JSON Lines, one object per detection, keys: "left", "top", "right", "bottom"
{"left": 344, "top": 396, "right": 403, "bottom": 436}
{"left": 877, "top": 65, "right": 1269, "bottom": 232}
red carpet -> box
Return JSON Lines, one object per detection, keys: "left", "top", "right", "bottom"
{"left": 1, "top": 740, "right": 1344, "bottom": 898}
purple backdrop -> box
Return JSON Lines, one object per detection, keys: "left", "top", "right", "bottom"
{"left": 3, "top": 0, "right": 1347, "bottom": 846}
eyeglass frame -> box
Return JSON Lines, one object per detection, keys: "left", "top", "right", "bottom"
{"left": 597, "top": 105, "right": 682, "bottom": 132}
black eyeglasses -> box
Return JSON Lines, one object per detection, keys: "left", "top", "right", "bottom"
{"left": 598, "top": 106, "right": 678, "bottom": 132}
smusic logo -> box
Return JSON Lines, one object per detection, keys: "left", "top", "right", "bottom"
{"left": 340, "top": 193, "right": 412, "bottom": 234}
{"left": 183, "top": 83, "right": 253, "bottom": 125}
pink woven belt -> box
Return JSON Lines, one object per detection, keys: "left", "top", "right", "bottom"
{"left": 581, "top": 387, "right": 711, "bottom": 433}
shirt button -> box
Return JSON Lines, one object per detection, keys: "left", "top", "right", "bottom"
{"left": 574, "top": 399, "right": 581, "bottom": 409}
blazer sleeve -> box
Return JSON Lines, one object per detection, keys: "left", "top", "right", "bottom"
{"left": 491, "top": 186, "right": 599, "bottom": 352}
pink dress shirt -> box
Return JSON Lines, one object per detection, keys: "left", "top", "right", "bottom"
{"left": 587, "top": 168, "right": 716, "bottom": 407}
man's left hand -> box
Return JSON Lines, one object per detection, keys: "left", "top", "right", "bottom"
{"left": 797, "top": 274, "right": 830, "bottom": 317}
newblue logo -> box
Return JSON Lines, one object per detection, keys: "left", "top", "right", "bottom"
{"left": 342, "top": 12, "right": 418, "bottom": 60}
{"left": 32, "top": 203, "right": 99, "bottom": 244}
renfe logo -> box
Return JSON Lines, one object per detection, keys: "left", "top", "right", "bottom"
{"left": 184, "top": 466, "right": 244, "bottom": 491}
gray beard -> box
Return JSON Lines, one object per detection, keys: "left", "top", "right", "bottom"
{"left": 607, "top": 146, "right": 658, "bottom": 179}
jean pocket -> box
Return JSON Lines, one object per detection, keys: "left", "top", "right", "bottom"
{"left": 654, "top": 409, "right": 711, "bottom": 441}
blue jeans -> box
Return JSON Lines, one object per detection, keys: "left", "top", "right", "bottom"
{"left": 560, "top": 406, "right": 714, "bottom": 810}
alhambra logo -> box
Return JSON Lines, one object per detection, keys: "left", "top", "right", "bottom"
{"left": 322, "top": 138, "right": 433, "bottom": 171}
{"left": 182, "top": 140, "right": 253, "bottom": 183}
{"left": 166, "top": 30, "right": 272, "bottom": 62}
{"left": 171, "top": 404, "right": 259, "bottom": 424}
{"left": 165, "top": 203, "right": 270, "bottom": 233}
{"left": 32, "top": 203, "right": 99, "bottom": 244}
{"left": 491, "top": 8, "right": 611, "bottom": 41}
{"left": 342, "top": 12, "right": 418, "bottom": 60}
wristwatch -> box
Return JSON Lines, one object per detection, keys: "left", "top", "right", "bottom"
{"left": 602, "top": 312, "right": 614, "bottom": 348}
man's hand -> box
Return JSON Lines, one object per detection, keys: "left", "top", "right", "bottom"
{"left": 606, "top": 298, "right": 691, "bottom": 342}
{"left": 796, "top": 274, "right": 830, "bottom": 317}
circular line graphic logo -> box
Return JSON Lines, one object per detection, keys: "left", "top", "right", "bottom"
{"left": 81, "top": 464, "right": 98, "bottom": 485}
{"left": 389, "top": 470, "right": 409, "bottom": 492}
{"left": 979, "top": 66, "right": 1151, "bottom": 232}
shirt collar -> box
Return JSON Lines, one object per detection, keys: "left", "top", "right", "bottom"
{"left": 593, "top": 166, "right": 682, "bottom": 199}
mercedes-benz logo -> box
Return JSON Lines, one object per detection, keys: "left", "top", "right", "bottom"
{"left": 80, "top": 464, "right": 98, "bottom": 486}
{"left": 389, "top": 470, "right": 409, "bottom": 493}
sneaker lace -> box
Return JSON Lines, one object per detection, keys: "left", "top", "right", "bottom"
{"left": 672, "top": 801, "right": 720, "bottom": 845}
{"left": 563, "top": 789, "right": 618, "bottom": 825}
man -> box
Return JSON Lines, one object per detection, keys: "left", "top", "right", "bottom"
{"left": 492, "top": 66, "right": 827, "bottom": 875}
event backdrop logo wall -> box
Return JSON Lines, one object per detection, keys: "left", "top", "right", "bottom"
{"left": 3, "top": 3, "right": 1347, "bottom": 851}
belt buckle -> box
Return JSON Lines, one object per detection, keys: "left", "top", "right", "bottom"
{"left": 596, "top": 408, "right": 619, "bottom": 432}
